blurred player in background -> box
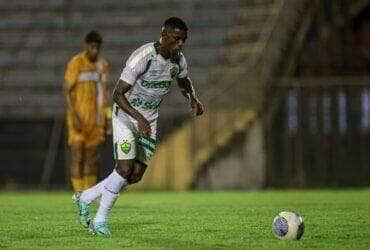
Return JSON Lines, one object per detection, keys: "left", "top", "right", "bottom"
{"left": 64, "top": 31, "right": 111, "bottom": 192}
{"left": 74, "top": 17, "right": 204, "bottom": 235}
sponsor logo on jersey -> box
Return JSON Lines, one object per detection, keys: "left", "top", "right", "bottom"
{"left": 130, "top": 98, "right": 143, "bottom": 107}
{"left": 141, "top": 80, "right": 171, "bottom": 89}
{"left": 129, "top": 97, "right": 161, "bottom": 110}
{"left": 121, "top": 141, "right": 131, "bottom": 154}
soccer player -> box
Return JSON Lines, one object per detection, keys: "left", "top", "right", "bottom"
{"left": 64, "top": 31, "right": 111, "bottom": 192}
{"left": 74, "top": 17, "right": 204, "bottom": 235}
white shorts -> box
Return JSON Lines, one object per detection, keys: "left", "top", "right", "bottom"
{"left": 112, "top": 104, "right": 157, "bottom": 166}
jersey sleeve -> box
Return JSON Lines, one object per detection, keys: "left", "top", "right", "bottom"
{"left": 120, "top": 45, "right": 153, "bottom": 85}
{"left": 65, "top": 57, "right": 80, "bottom": 87}
{"left": 103, "top": 60, "right": 110, "bottom": 78}
{"left": 102, "top": 59, "right": 110, "bottom": 82}
{"left": 177, "top": 53, "right": 188, "bottom": 78}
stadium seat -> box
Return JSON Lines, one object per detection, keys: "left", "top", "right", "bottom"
{"left": 0, "top": 0, "right": 256, "bottom": 117}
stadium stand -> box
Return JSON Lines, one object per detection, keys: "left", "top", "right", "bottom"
{"left": 4, "top": 0, "right": 367, "bottom": 189}
{"left": 0, "top": 0, "right": 274, "bottom": 187}
{"left": 0, "top": 0, "right": 270, "bottom": 119}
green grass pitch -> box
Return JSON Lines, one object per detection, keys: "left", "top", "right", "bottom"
{"left": 0, "top": 190, "right": 369, "bottom": 249}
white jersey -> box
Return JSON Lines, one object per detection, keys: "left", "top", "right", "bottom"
{"left": 118, "top": 42, "right": 188, "bottom": 122}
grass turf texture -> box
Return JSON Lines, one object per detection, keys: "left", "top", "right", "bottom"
{"left": 0, "top": 190, "right": 369, "bottom": 249}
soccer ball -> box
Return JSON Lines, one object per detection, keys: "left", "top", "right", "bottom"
{"left": 273, "top": 211, "right": 304, "bottom": 240}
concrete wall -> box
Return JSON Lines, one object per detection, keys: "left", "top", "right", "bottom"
{"left": 195, "top": 119, "right": 266, "bottom": 189}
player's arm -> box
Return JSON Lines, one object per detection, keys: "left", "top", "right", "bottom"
{"left": 114, "top": 46, "right": 154, "bottom": 137}
{"left": 113, "top": 80, "right": 151, "bottom": 137}
{"left": 64, "top": 59, "right": 82, "bottom": 131}
{"left": 177, "top": 76, "right": 204, "bottom": 116}
{"left": 63, "top": 83, "right": 82, "bottom": 131}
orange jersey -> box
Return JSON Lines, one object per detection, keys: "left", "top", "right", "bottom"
{"left": 65, "top": 52, "right": 110, "bottom": 132}
{"left": 65, "top": 52, "right": 110, "bottom": 148}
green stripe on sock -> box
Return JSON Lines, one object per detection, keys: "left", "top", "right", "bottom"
{"left": 138, "top": 141, "right": 155, "bottom": 153}
{"left": 133, "top": 132, "right": 156, "bottom": 143}
{"left": 138, "top": 137, "right": 155, "bottom": 148}
{"left": 145, "top": 137, "right": 156, "bottom": 143}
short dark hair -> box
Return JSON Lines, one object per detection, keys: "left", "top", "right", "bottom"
{"left": 85, "top": 31, "right": 103, "bottom": 44}
{"left": 164, "top": 17, "right": 188, "bottom": 31}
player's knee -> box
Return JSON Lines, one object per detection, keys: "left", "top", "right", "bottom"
{"left": 84, "top": 160, "right": 98, "bottom": 176}
{"left": 115, "top": 160, "right": 134, "bottom": 179}
{"left": 128, "top": 173, "right": 143, "bottom": 184}
{"left": 84, "top": 147, "right": 99, "bottom": 175}
{"left": 71, "top": 143, "right": 84, "bottom": 163}
{"left": 86, "top": 147, "right": 99, "bottom": 159}
{"left": 128, "top": 163, "right": 147, "bottom": 184}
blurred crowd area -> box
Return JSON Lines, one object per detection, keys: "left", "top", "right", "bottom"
{"left": 0, "top": 0, "right": 369, "bottom": 189}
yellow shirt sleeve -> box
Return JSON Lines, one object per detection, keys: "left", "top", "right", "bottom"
{"left": 103, "top": 60, "right": 110, "bottom": 80}
{"left": 65, "top": 58, "right": 80, "bottom": 87}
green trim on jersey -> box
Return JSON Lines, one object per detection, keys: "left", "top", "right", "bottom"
{"left": 152, "top": 41, "right": 181, "bottom": 78}
{"left": 170, "top": 54, "right": 180, "bottom": 65}
{"left": 142, "top": 59, "right": 152, "bottom": 76}
{"left": 137, "top": 58, "right": 153, "bottom": 80}
{"left": 153, "top": 41, "right": 180, "bottom": 66}
{"left": 114, "top": 142, "right": 118, "bottom": 160}
{"left": 154, "top": 42, "right": 159, "bottom": 55}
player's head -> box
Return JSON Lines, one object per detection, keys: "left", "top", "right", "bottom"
{"left": 84, "top": 31, "right": 102, "bottom": 62}
{"left": 160, "top": 17, "right": 188, "bottom": 56}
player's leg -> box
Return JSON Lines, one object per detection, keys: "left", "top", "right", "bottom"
{"left": 78, "top": 131, "right": 104, "bottom": 205}
{"left": 67, "top": 112, "right": 86, "bottom": 192}
{"left": 80, "top": 118, "right": 126, "bottom": 206}
{"left": 89, "top": 114, "right": 136, "bottom": 235}
{"left": 90, "top": 137, "right": 152, "bottom": 232}
{"left": 91, "top": 159, "right": 133, "bottom": 235}
{"left": 76, "top": 150, "right": 105, "bottom": 230}
{"left": 90, "top": 160, "right": 133, "bottom": 235}
{"left": 82, "top": 128, "right": 105, "bottom": 189}
{"left": 124, "top": 122, "right": 156, "bottom": 185}
{"left": 70, "top": 141, "right": 85, "bottom": 192}
{"left": 83, "top": 145, "right": 99, "bottom": 189}
{"left": 127, "top": 160, "right": 147, "bottom": 184}
{"left": 71, "top": 141, "right": 91, "bottom": 229}
{"left": 133, "top": 122, "right": 157, "bottom": 180}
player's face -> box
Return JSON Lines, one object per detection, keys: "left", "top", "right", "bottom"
{"left": 85, "top": 42, "right": 101, "bottom": 62}
{"left": 162, "top": 28, "right": 187, "bottom": 55}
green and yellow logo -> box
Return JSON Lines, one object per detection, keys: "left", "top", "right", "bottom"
{"left": 120, "top": 141, "right": 131, "bottom": 154}
{"left": 170, "top": 67, "right": 179, "bottom": 78}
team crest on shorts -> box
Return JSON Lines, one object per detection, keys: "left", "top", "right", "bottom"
{"left": 121, "top": 141, "right": 131, "bottom": 154}
{"left": 170, "top": 67, "right": 178, "bottom": 78}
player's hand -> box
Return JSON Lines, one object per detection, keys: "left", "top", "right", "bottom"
{"left": 73, "top": 117, "right": 83, "bottom": 132}
{"left": 138, "top": 117, "right": 151, "bottom": 138}
{"left": 190, "top": 98, "right": 204, "bottom": 116}
{"left": 106, "top": 119, "right": 113, "bottom": 135}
